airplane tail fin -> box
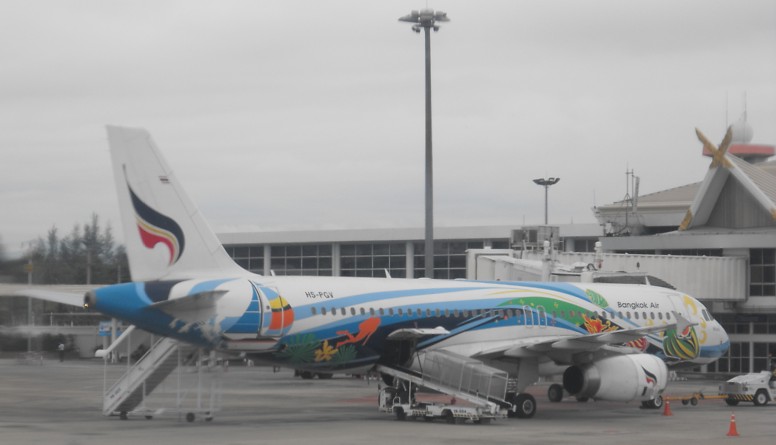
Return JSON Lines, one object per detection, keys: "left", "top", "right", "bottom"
{"left": 106, "top": 126, "right": 247, "bottom": 281}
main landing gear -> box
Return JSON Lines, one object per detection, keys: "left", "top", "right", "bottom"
{"left": 506, "top": 393, "right": 537, "bottom": 418}
{"left": 547, "top": 383, "right": 564, "bottom": 403}
{"left": 641, "top": 395, "right": 664, "bottom": 410}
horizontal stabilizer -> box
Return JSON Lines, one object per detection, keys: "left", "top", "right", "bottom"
{"left": 147, "top": 290, "right": 227, "bottom": 320}
{"left": 14, "top": 289, "right": 85, "bottom": 307}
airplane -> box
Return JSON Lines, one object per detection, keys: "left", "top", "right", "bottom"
{"left": 19, "top": 125, "right": 730, "bottom": 419}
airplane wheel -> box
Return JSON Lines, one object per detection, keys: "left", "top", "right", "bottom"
{"left": 548, "top": 384, "right": 563, "bottom": 403}
{"left": 514, "top": 393, "right": 537, "bottom": 419}
{"left": 753, "top": 390, "right": 768, "bottom": 406}
{"left": 641, "top": 395, "right": 663, "bottom": 410}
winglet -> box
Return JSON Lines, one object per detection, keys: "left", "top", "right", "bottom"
{"left": 387, "top": 326, "right": 450, "bottom": 341}
{"left": 672, "top": 311, "right": 697, "bottom": 337}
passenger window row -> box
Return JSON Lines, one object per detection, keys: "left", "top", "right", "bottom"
{"left": 308, "top": 306, "right": 521, "bottom": 318}
{"left": 307, "top": 305, "right": 681, "bottom": 325}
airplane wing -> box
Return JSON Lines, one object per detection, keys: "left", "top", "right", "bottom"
{"left": 473, "top": 311, "right": 695, "bottom": 360}
{"left": 13, "top": 289, "right": 84, "bottom": 307}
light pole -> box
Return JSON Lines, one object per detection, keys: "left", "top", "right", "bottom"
{"left": 399, "top": 9, "right": 449, "bottom": 278}
{"left": 81, "top": 239, "right": 92, "bottom": 285}
{"left": 22, "top": 241, "right": 34, "bottom": 352}
{"left": 533, "top": 177, "right": 560, "bottom": 225}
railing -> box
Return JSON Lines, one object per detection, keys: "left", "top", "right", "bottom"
{"left": 421, "top": 350, "right": 508, "bottom": 402}
{"left": 102, "top": 336, "right": 180, "bottom": 415}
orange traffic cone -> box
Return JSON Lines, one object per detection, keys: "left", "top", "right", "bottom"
{"left": 662, "top": 400, "right": 673, "bottom": 416}
{"left": 726, "top": 412, "right": 739, "bottom": 437}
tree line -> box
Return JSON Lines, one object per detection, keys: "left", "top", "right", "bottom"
{"left": 0, "top": 214, "right": 128, "bottom": 285}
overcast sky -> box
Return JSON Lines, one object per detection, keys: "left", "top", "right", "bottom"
{"left": 2, "top": 0, "right": 775, "bottom": 259}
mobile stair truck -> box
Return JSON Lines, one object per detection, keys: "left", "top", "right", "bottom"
{"left": 377, "top": 350, "right": 512, "bottom": 424}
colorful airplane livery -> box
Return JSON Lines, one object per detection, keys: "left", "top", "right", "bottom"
{"left": 33, "top": 127, "right": 732, "bottom": 419}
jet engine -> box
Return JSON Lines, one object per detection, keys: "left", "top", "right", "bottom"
{"left": 562, "top": 354, "right": 667, "bottom": 402}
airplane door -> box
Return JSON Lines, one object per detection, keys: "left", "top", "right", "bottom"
{"left": 256, "top": 285, "right": 295, "bottom": 338}
{"left": 523, "top": 305, "right": 536, "bottom": 327}
{"left": 537, "top": 306, "right": 547, "bottom": 328}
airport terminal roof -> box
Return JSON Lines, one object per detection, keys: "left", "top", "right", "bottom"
{"left": 217, "top": 223, "right": 603, "bottom": 246}
{"left": 596, "top": 128, "right": 776, "bottom": 232}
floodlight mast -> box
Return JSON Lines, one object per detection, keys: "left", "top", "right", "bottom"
{"left": 399, "top": 9, "right": 449, "bottom": 279}
{"left": 533, "top": 177, "right": 560, "bottom": 225}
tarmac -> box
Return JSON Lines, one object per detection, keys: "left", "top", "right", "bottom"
{"left": 1, "top": 357, "right": 773, "bottom": 445}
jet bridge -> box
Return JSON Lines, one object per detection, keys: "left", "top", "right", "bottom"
{"left": 99, "top": 326, "right": 223, "bottom": 422}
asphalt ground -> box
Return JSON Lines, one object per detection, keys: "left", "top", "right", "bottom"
{"left": 0, "top": 358, "right": 773, "bottom": 445}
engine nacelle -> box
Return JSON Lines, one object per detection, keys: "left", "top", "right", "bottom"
{"left": 563, "top": 354, "right": 667, "bottom": 402}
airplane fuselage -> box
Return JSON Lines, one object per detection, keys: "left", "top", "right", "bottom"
{"left": 88, "top": 274, "right": 729, "bottom": 375}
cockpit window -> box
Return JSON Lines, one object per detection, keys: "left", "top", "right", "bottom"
{"left": 701, "top": 309, "right": 712, "bottom": 322}
{"left": 645, "top": 275, "right": 676, "bottom": 290}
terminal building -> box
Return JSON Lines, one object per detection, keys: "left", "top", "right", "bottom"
{"left": 217, "top": 224, "right": 601, "bottom": 280}
{"left": 592, "top": 117, "right": 776, "bottom": 374}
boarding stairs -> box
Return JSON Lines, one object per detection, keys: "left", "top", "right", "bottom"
{"left": 376, "top": 349, "right": 512, "bottom": 418}
{"left": 100, "top": 326, "right": 222, "bottom": 421}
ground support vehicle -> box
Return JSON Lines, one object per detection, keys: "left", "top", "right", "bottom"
{"left": 719, "top": 371, "right": 776, "bottom": 407}
{"left": 376, "top": 351, "right": 516, "bottom": 424}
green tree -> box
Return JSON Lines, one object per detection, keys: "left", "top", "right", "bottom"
{"left": 26, "top": 214, "right": 128, "bottom": 285}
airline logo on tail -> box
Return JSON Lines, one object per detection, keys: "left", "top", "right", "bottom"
{"left": 126, "top": 178, "right": 186, "bottom": 265}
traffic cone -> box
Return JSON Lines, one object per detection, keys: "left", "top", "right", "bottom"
{"left": 726, "top": 412, "right": 739, "bottom": 437}
{"left": 662, "top": 400, "right": 673, "bottom": 416}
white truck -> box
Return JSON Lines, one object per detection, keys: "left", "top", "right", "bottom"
{"left": 719, "top": 371, "right": 776, "bottom": 407}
